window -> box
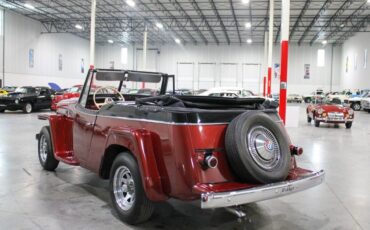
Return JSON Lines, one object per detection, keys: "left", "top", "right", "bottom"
{"left": 317, "top": 49, "right": 325, "bottom": 67}
{"left": 121, "top": 47, "right": 128, "bottom": 65}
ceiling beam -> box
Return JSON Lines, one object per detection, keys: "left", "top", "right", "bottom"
{"left": 298, "top": 0, "right": 333, "bottom": 45}
{"left": 229, "top": 0, "right": 241, "bottom": 44}
{"left": 309, "top": 0, "right": 355, "bottom": 45}
{"left": 290, "top": 0, "right": 312, "bottom": 39}
{"left": 208, "top": 0, "right": 229, "bottom": 45}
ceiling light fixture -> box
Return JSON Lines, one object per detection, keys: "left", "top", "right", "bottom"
{"left": 75, "top": 24, "right": 83, "bottom": 30}
{"left": 340, "top": 24, "right": 345, "bottom": 28}
{"left": 175, "top": 38, "right": 181, "bottom": 44}
{"left": 322, "top": 40, "right": 327, "bottom": 45}
{"left": 126, "top": 0, "right": 135, "bottom": 7}
{"left": 245, "top": 22, "right": 251, "bottom": 29}
{"left": 24, "top": 3, "right": 35, "bottom": 9}
{"left": 242, "top": 0, "right": 250, "bottom": 4}
{"left": 247, "top": 38, "right": 252, "bottom": 44}
{"left": 156, "top": 23, "right": 163, "bottom": 29}
{"left": 108, "top": 40, "right": 114, "bottom": 44}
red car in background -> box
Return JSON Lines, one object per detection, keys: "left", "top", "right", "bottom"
{"left": 306, "top": 98, "right": 354, "bottom": 128}
{"left": 51, "top": 85, "right": 83, "bottom": 111}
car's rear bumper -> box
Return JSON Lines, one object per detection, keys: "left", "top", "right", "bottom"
{"left": 200, "top": 170, "right": 325, "bottom": 209}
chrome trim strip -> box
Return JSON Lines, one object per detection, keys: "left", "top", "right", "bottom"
{"left": 201, "top": 170, "right": 325, "bottom": 209}
{"left": 97, "top": 115, "right": 230, "bottom": 126}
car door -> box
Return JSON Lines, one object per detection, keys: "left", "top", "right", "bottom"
{"left": 72, "top": 71, "right": 97, "bottom": 166}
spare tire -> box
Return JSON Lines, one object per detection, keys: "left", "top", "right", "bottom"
{"left": 225, "top": 111, "right": 291, "bottom": 184}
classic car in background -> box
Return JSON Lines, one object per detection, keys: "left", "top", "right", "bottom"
{"left": 0, "top": 86, "right": 53, "bottom": 113}
{"left": 51, "top": 85, "right": 83, "bottom": 111}
{"left": 303, "top": 89, "right": 325, "bottom": 103}
{"left": 344, "top": 92, "right": 369, "bottom": 111}
{"left": 193, "top": 89, "right": 207, "bottom": 95}
{"left": 199, "top": 87, "right": 255, "bottom": 98}
{"left": 1, "top": 86, "right": 17, "bottom": 93}
{"left": 327, "top": 91, "right": 352, "bottom": 103}
{"left": 306, "top": 98, "right": 354, "bottom": 128}
{"left": 361, "top": 96, "right": 370, "bottom": 113}
{"left": 136, "top": 88, "right": 159, "bottom": 96}
{"left": 36, "top": 69, "right": 324, "bottom": 224}
{"left": 270, "top": 93, "right": 280, "bottom": 103}
{"left": 0, "top": 89, "right": 8, "bottom": 96}
{"left": 166, "top": 89, "right": 193, "bottom": 96}
{"left": 287, "top": 94, "right": 303, "bottom": 103}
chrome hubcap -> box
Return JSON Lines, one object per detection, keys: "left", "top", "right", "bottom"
{"left": 354, "top": 104, "right": 360, "bottom": 110}
{"left": 113, "top": 166, "right": 135, "bottom": 211}
{"left": 39, "top": 135, "right": 48, "bottom": 163}
{"left": 247, "top": 126, "right": 281, "bottom": 170}
{"left": 26, "top": 104, "right": 32, "bottom": 113}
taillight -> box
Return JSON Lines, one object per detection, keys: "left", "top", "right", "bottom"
{"left": 290, "top": 145, "right": 303, "bottom": 156}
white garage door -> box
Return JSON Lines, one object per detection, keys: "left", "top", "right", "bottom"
{"left": 242, "top": 64, "right": 261, "bottom": 94}
{"left": 220, "top": 63, "right": 238, "bottom": 87}
{"left": 176, "top": 62, "right": 194, "bottom": 90}
{"left": 198, "top": 63, "right": 216, "bottom": 90}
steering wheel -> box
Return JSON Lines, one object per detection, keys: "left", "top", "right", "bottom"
{"left": 93, "top": 86, "right": 125, "bottom": 109}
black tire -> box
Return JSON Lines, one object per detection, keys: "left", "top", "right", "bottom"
{"left": 225, "top": 111, "right": 291, "bottom": 184}
{"left": 38, "top": 126, "right": 59, "bottom": 171}
{"left": 307, "top": 116, "right": 312, "bottom": 123}
{"left": 23, "top": 103, "right": 33, "bottom": 113}
{"left": 345, "top": 122, "right": 352, "bottom": 129}
{"left": 314, "top": 120, "right": 320, "bottom": 127}
{"left": 351, "top": 103, "right": 361, "bottom": 111}
{"left": 0, "top": 109, "right": 4, "bottom": 113}
{"left": 110, "top": 153, "right": 154, "bottom": 225}
{"left": 305, "top": 98, "right": 311, "bottom": 103}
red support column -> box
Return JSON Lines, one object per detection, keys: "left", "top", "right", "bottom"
{"left": 279, "top": 0, "right": 290, "bottom": 124}
{"left": 279, "top": 41, "right": 289, "bottom": 123}
{"left": 267, "top": 67, "right": 272, "bottom": 96}
{"left": 263, "top": 76, "right": 267, "bottom": 96}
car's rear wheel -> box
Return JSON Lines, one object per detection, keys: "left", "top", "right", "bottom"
{"left": 225, "top": 111, "right": 291, "bottom": 184}
{"left": 0, "top": 109, "right": 4, "bottom": 113}
{"left": 38, "top": 126, "right": 59, "bottom": 171}
{"left": 110, "top": 153, "right": 154, "bottom": 224}
{"left": 314, "top": 120, "right": 320, "bottom": 127}
{"left": 345, "top": 122, "right": 352, "bottom": 129}
{"left": 351, "top": 103, "right": 361, "bottom": 111}
{"left": 23, "top": 103, "right": 33, "bottom": 113}
{"left": 305, "top": 98, "right": 311, "bottom": 103}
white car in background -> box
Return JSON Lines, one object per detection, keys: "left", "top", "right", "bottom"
{"left": 327, "top": 91, "right": 352, "bottom": 103}
{"left": 361, "top": 96, "right": 370, "bottom": 113}
{"left": 199, "top": 87, "right": 256, "bottom": 98}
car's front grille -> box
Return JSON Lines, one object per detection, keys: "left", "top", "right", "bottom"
{"left": 328, "top": 112, "right": 344, "bottom": 120}
{"left": 0, "top": 99, "right": 14, "bottom": 106}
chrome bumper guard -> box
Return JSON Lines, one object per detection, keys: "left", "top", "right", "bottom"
{"left": 201, "top": 170, "right": 325, "bottom": 209}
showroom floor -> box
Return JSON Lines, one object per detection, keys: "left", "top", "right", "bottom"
{"left": 0, "top": 105, "right": 369, "bottom": 230}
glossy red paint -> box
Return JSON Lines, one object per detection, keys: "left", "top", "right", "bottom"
{"left": 263, "top": 76, "right": 266, "bottom": 97}
{"left": 279, "top": 40, "right": 289, "bottom": 124}
{"left": 307, "top": 103, "right": 354, "bottom": 124}
{"left": 267, "top": 67, "right": 272, "bottom": 96}
{"left": 51, "top": 85, "right": 83, "bottom": 111}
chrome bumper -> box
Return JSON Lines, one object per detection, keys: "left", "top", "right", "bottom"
{"left": 201, "top": 170, "right": 325, "bottom": 209}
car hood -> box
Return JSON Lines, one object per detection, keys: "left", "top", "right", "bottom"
{"left": 318, "top": 104, "right": 347, "bottom": 112}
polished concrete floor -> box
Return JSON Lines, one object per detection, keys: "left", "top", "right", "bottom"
{"left": 0, "top": 105, "right": 369, "bottom": 230}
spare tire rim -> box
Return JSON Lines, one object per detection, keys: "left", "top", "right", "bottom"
{"left": 247, "top": 126, "right": 281, "bottom": 171}
{"left": 113, "top": 166, "right": 136, "bottom": 211}
{"left": 39, "top": 135, "right": 48, "bottom": 163}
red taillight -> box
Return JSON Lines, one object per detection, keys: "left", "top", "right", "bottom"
{"left": 290, "top": 145, "right": 303, "bottom": 156}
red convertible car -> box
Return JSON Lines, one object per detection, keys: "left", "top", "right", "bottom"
{"left": 36, "top": 69, "right": 324, "bottom": 224}
{"left": 51, "top": 85, "right": 83, "bottom": 111}
{"left": 306, "top": 98, "right": 354, "bottom": 128}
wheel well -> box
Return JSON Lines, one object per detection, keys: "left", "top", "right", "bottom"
{"left": 100, "top": 145, "right": 130, "bottom": 179}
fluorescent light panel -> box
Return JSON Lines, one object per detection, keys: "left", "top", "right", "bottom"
{"left": 24, "top": 3, "right": 35, "bottom": 9}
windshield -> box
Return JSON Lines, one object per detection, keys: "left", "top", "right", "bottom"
{"left": 67, "top": 87, "right": 82, "bottom": 93}
{"left": 313, "top": 97, "right": 341, "bottom": 105}
{"left": 14, "top": 87, "right": 35, "bottom": 94}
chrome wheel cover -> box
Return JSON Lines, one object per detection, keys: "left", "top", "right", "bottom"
{"left": 247, "top": 126, "right": 281, "bottom": 171}
{"left": 26, "top": 104, "right": 32, "bottom": 113}
{"left": 39, "top": 135, "right": 48, "bottom": 163}
{"left": 113, "top": 166, "right": 136, "bottom": 211}
{"left": 353, "top": 104, "right": 360, "bottom": 110}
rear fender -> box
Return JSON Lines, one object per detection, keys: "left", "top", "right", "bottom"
{"left": 105, "top": 128, "right": 168, "bottom": 202}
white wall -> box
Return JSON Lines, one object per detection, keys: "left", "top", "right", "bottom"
{"left": 341, "top": 32, "right": 370, "bottom": 90}
{"left": 155, "top": 44, "right": 341, "bottom": 94}
{"left": 3, "top": 10, "right": 90, "bottom": 88}
{"left": 95, "top": 44, "right": 134, "bottom": 70}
